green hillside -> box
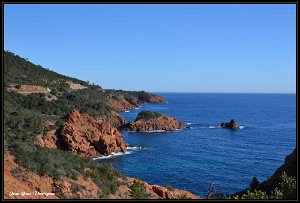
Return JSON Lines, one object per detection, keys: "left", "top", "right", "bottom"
{"left": 3, "top": 51, "right": 164, "bottom": 198}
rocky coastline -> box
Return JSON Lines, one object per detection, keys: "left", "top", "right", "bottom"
{"left": 124, "top": 110, "right": 186, "bottom": 132}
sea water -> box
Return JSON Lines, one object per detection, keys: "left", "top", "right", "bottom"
{"left": 98, "top": 93, "right": 296, "bottom": 197}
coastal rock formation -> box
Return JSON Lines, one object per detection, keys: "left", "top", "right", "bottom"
{"left": 108, "top": 94, "right": 136, "bottom": 112}
{"left": 4, "top": 152, "right": 200, "bottom": 199}
{"left": 99, "top": 111, "right": 126, "bottom": 129}
{"left": 108, "top": 93, "right": 167, "bottom": 112}
{"left": 4, "top": 153, "right": 59, "bottom": 199}
{"left": 4, "top": 152, "right": 101, "bottom": 199}
{"left": 256, "top": 148, "right": 296, "bottom": 193}
{"left": 125, "top": 110, "right": 185, "bottom": 132}
{"left": 109, "top": 178, "right": 201, "bottom": 199}
{"left": 34, "top": 120, "right": 58, "bottom": 149}
{"left": 147, "top": 95, "right": 167, "bottom": 103}
{"left": 220, "top": 119, "right": 240, "bottom": 129}
{"left": 60, "top": 108, "right": 128, "bottom": 158}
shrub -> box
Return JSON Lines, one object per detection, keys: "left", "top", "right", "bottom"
{"left": 71, "top": 183, "right": 83, "bottom": 193}
{"left": 228, "top": 172, "right": 297, "bottom": 200}
{"left": 276, "top": 172, "right": 296, "bottom": 199}
{"left": 165, "top": 184, "right": 174, "bottom": 191}
{"left": 129, "top": 180, "right": 149, "bottom": 199}
{"left": 11, "top": 167, "right": 28, "bottom": 180}
{"left": 174, "top": 194, "right": 192, "bottom": 199}
{"left": 135, "top": 110, "right": 162, "bottom": 121}
{"left": 250, "top": 177, "right": 259, "bottom": 190}
{"left": 206, "top": 183, "right": 225, "bottom": 199}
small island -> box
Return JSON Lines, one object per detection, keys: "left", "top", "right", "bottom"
{"left": 220, "top": 119, "right": 240, "bottom": 129}
{"left": 124, "top": 110, "right": 186, "bottom": 132}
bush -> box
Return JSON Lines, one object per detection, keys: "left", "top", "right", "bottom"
{"left": 135, "top": 110, "right": 162, "bottom": 121}
{"left": 250, "top": 177, "right": 259, "bottom": 190}
{"left": 129, "top": 180, "right": 149, "bottom": 199}
{"left": 165, "top": 184, "right": 174, "bottom": 191}
{"left": 206, "top": 183, "right": 225, "bottom": 199}
{"left": 174, "top": 194, "right": 192, "bottom": 199}
{"left": 228, "top": 173, "right": 297, "bottom": 200}
{"left": 71, "top": 183, "right": 84, "bottom": 193}
{"left": 276, "top": 172, "right": 296, "bottom": 199}
{"left": 11, "top": 167, "right": 28, "bottom": 180}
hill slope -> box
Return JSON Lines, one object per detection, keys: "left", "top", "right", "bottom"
{"left": 3, "top": 51, "right": 200, "bottom": 199}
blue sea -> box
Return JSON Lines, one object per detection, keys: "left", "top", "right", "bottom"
{"left": 99, "top": 93, "right": 296, "bottom": 197}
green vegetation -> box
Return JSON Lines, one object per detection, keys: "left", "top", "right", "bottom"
{"left": 106, "top": 90, "right": 154, "bottom": 103}
{"left": 174, "top": 194, "right": 192, "bottom": 199}
{"left": 250, "top": 177, "right": 259, "bottom": 190}
{"left": 227, "top": 172, "right": 296, "bottom": 200}
{"left": 4, "top": 51, "right": 94, "bottom": 88}
{"left": 229, "top": 190, "right": 269, "bottom": 200}
{"left": 206, "top": 183, "right": 225, "bottom": 199}
{"left": 135, "top": 110, "right": 162, "bottom": 121}
{"left": 4, "top": 106, "right": 122, "bottom": 195}
{"left": 165, "top": 184, "right": 174, "bottom": 191}
{"left": 11, "top": 167, "right": 28, "bottom": 181}
{"left": 4, "top": 51, "right": 162, "bottom": 118}
{"left": 3, "top": 51, "right": 167, "bottom": 199}
{"left": 129, "top": 180, "right": 150, "bottom": 199}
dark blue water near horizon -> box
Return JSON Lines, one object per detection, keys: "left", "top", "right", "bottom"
{"left": 99, "top": 93, "right": 296, "bottom": 197}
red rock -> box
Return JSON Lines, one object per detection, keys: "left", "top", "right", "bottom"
{"left": 125, "top": 111, "right": 185, "bottom": 132}
{"left": 108, "top": 94, "right": 136, "bottom": 112}
{"left": 126, "top": 178, "right": 201, "bottom": 199}
{"left": 34, "top": 120, "right": 58, "bottom": 149}
{"left": 60, "top": 108, "right": 129, "bottom": 158}
{"left": 108, "top": 93, "right": 167, "bottom": 112}
{"left": 147, "top": 96, "right": 167, "bottom": 103}
{"left": 99, "top": 111, "right": 126, "bottom": 129}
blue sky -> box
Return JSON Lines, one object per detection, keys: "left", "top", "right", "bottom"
{"left": 4, "top": 4, "right": 296, "bottom": 93}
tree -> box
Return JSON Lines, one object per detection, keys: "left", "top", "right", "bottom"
{"left": 250, "top": 177, "right": 259, "bottom": 190}
{"left": 206, "top": 183, "right": 225, "bottom": 199}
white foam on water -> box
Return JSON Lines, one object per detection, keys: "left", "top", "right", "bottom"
{"left": 239, "top": 126, "right": 245, "bottom": 129}
{"left": 127, "top": 146, "right": 139, "bottom": 150}
{"left": 187, "top": 122, "right": 193, "bottom": 125}
{"left": 93, "top": 152, "right": 126, "bottom": 160}
{"left": 209, "top": 126, "right": 216, "bottom": 129}
{"left": 127, "top": 146, "right": 145, "bottom": 150}
{"left": 143, "top": 130, "right": 167, "bottom": 132}
{"left": 93, "top": 146, "right": 146, "bottom": 160}
{"left": 125, "top": 110, "right": 130, "bottom": 112}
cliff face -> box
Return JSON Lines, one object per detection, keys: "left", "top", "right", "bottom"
{"left": 99, "top": 111, "right": 126, "bottom": 129}
{"left": 125, "top": 111, "right": 185, "bottom": 132}
{"left": 257, "top": 148, "right": 296, "bottom": 193}
{"left": 108, "top": 94, "right": 136, "bottom": 112}
{"left": 60, "top": 108, "right": 128, "bottom": 158}
{"left": 233, "top": 148, "right": 297, "bottom": 197}
{"left": 146, "top": 95, "right": 167, "bottom": 103}
{"left": 108, "top": 93, "right": 167, "bottom": 112}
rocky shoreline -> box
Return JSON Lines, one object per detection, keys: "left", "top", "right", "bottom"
{"left": 26, "top": 105, "right": 199, "bottom": 199}
{"left": 124, "top": 110, "right": 186, "bottom": 132}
